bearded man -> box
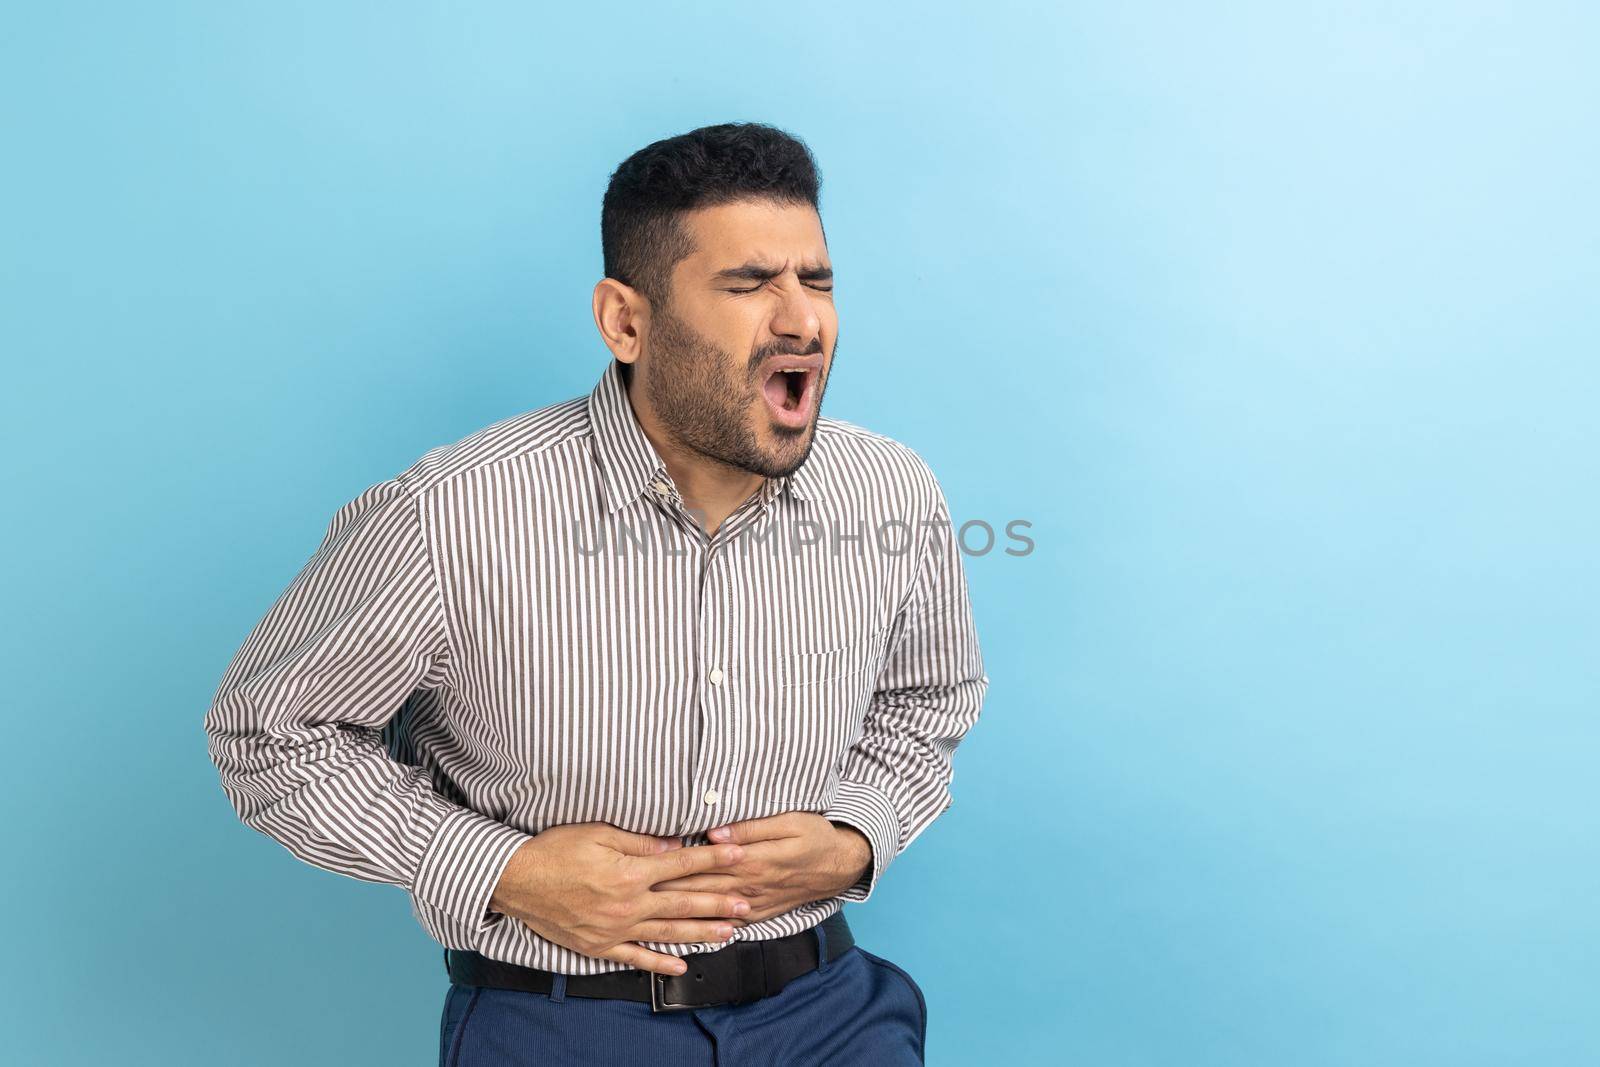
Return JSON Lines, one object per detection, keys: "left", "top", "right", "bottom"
{"left": 205, "top": 121, "right": 988, "bottom": 1066}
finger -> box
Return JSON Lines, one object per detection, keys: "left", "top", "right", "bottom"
{"left": 706, "top": 813, "right": 798, "bottom": 845}
{"left": 599, "top": 942, "right": 689, "bottom": 977}
{"left": 660, "top": 838, "right": 776, "bottom": 879}
{"left": 630, "top": 918, "right": 736, "bottom": 945}
{"left": 651, "top": 873, "right": 738, "bottom": 893}
{"left": 645, "top": 891, "right": 751, "bottom": 921}
{"left": 606, "top": 827, "right": 682, "bottom": 857}
{"left": 641, "top": 842, "right": 744, "bottom": 881}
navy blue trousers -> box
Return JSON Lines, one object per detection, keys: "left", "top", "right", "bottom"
{"left": 438, "top": 923, "right": 927, "bottom": 1065}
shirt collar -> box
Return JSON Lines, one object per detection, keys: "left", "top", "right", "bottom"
{"left": 586, "top": 360, "right": 823, "bottom": 515}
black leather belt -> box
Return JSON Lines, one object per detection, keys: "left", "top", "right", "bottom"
{"left": 445, "top": 911, "right": 855, "bottom": 1013}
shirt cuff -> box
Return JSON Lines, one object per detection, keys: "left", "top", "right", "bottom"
{"left": 412, "top": 806, "right": 536, "bottom": 934}
{"left": 824, "top": 779, "right": 901, "bottom": 904}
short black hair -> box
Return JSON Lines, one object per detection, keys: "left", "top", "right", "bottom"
{"left": 601, "top": 122, "right": 823, "bottom": 311}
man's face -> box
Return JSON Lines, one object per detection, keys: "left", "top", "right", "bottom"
{"left": 637, "top": 197, "right": 837, "bottom": 480}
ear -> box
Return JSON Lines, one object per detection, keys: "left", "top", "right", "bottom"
{"left": 592, "top": 277, "right": 649, "bottom": 366}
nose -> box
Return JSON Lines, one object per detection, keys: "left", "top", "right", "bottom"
{"left": 769, "top": 276, "right": 823, "bottom": 348}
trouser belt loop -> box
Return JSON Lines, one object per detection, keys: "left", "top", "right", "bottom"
{"left": 737, "top": 939, "right": 767, "bottom": 1005}
{"left": 757, "top": 938, "right": 779, "bottom": 1001}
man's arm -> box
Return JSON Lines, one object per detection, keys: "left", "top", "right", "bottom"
{"left": 202, "top": 477, "right": 535, "bottom": 933}
{"left": 823, "top": 472, "right": 988, "bottom": 902}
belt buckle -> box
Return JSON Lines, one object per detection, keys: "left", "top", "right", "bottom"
{"left": 648, "top": 970, "right": 697, "bottom": 1013}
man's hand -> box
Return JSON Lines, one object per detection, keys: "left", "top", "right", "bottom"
{"left": 651, "top": 813, "right": 873, "bottom": 925}
{"left": 488, "top": 822, "right": 753, "bottom": 976}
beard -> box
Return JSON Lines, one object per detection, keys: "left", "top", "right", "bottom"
{"left": 640, "top": 303, "right": 829, "bottom": 480}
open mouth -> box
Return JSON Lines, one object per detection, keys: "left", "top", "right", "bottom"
{"left": 760, "top": 366, "right": 817, "bottom": 428}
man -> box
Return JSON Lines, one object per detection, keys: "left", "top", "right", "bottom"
{"left": 204, "top": 122, "right": 988, "bottom": 1065}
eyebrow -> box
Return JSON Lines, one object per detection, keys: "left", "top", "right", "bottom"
{"left": 713, "top": 262, "right": 833, "bottom": 283}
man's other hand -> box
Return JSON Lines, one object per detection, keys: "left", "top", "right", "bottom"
{"left": 650, "top": 812, "right": 873, "bottom": 925}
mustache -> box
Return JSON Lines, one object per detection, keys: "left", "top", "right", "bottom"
{"left": 748, "top": 339, "right": 825, "bottom": 372}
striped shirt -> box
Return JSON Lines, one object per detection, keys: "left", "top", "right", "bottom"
{"left": 203, "top": 358, "right": 989, "bottom": 974}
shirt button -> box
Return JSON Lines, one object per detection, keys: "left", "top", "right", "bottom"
{"left": 703, "top": 788, "right": 720, "bottom": 805}
{"left": 708, "top": 667, "right": 724, "bottom": 686}
{"left": 651, "top": 479, "right": 671, "bottom": 497}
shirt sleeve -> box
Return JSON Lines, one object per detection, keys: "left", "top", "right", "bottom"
{"left": 824, "top": 475, "right": 989, "bottom": 902}
{"left": 203, "top": 476, "right": 536, "bottom": 934}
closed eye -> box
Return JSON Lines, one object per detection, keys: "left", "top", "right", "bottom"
{"left": 726, "top": 284, "right": 834, "bottom": 294}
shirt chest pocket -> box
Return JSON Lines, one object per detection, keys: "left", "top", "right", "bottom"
{"left": 747, "top": 627, "right": 893, "bottom": 809}
{"left": 781, "top": 626, "right": 891, "bottom": 689}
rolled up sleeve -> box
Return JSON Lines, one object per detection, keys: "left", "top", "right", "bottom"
{"left": 203, "top": 477, "right": 534, "bottom": 933}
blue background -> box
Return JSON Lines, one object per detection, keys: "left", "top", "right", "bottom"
{"left": 3, "top": 3, "right": 1596, "bottom": 1064}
